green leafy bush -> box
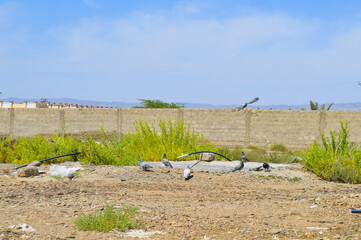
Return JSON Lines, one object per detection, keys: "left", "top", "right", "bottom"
{"left": 74, "top": 203, "right": 142, "bottom": 232}
{"left": 0, "top": 131, "right": 81, "bottom": 166}
{"left": 0, "top": 119, "right": 218, "bottom": 166}
{"left": 302, "top": 121, "right": 361, "bottom": 183}
{"left": 270, "top": 144, "right": 289, "bottom": 152}
{"left": 130, "top": 119, "right": 218, "bottom": 161}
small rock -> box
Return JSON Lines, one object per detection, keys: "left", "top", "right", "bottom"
{"left": 17, "top": 167, "right": 39, "bottom": 177}
{"left": 28, "top": 161, "right": 41, "bottom": 167}
{"left": 270, "top": 229, "right": 283, "bottom": 234}
{"left": 201, "top": 153, "right": 215, "bottom": 162}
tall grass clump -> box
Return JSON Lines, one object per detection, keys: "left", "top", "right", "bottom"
{"left": 0, "top": 131, "right": 80, "bottom": 166}
{"left": 130, "top": 119, "right": 218, "bottom": 161}
{"left": 302, "top": 121, "right": 361, "bottom": 183}
{"left": 1, "top": 119, "right": 218, "bottom": 166}
{"left": 78, "top": 127, "right": 139, "bottom": 166}
{"left": 74, "top": 203, "right": 142, "bottom": 232}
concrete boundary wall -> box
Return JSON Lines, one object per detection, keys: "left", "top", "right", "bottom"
{"left": 0, "top": 108, "right": 361, "bottom": 149}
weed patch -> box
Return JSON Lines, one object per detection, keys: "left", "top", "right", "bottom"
{"left": 302, "top": 121, "right": 361, "bottom": 183}
{"left": 74, "top": 203, "right": 142, "bottom": 232}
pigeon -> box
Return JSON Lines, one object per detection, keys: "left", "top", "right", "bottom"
{"left": 182, "top": 160, "right": 201, "bottom": 180}
{"left": 237, "top": 97, "right": 259, "bottom": 111}
{"left": 263, "top": 162, "right": 270, "bottom": 172}
{"left": 251, "top": 165, "right": 263, "bottom": 171}
{"left": 67, "top": 172, "right": 75, "bottom": 181}
{"left": 231, "top": 160, "right": 245, "bottom": 172}
{"left": 231, "top": 152, "right": 249, "bottom": 172}
{"left": 241, "top": 151, "right": 249, "bottom": 162}
{"left": 162, "top": 154, "right": 173, "bottom": 168}
{"left": 184, "top": 166, "right": 191, "bottom": 180}
{"left": 140, "top": 159, "right": 153, "bottom": 171}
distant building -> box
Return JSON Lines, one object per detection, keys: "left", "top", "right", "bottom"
{"left": 0, "top": 101, "right": 111, "bottom": 109}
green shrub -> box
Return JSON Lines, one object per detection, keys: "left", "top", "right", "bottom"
{"left": 1, "top": 119, "right": 218, "bottom": 166}
{"left": 130, "top": 119, "right": 219, "bottom": 161}
{"left": 247, "top": 146, "right": 263, "bottom": 150}
{"left": 270, "top": 144, "right": 289, "bottom": 152}
{"left": 219, "top": 147, "right": 242, "bottom": 160}
{"left": 74, "top": 203, "right": 142, "bottom": 232}
{"left": 0, "top": 137, "right": 17, "bottom": 163}
{"left": 302, "top": 121, "right": 361, "bottom": 183}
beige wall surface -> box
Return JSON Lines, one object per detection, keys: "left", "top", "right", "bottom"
{"left": 1, "top": 108, "right": 360, "bottom": 149}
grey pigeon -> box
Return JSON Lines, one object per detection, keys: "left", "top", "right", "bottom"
{"left": 263, "top": 162, "right": 270, "bottom": 172}
{"left": 237, "top": 97, "right": 259, "bottom": 111}
{"left": 231, "top": 160, "right": 245, "bottom": 172}
{"left": 251, "top": 165, "right": 263, "bottom": 171}
{"left": 162, "top": 154, "right": 173, "bottom": 168}
{"left": 184, "top": 166, "right": 191, "bottom": 180}
{"left": 67, "top": 172, "right": 75, "bottom": 181}
{"left": 140, "top": 159, "right": 153, "bottom": 171}
{"left": 241, "top": 151, "right": 249, "bottom": 162}
{"left": 231, "top": 152, "right": 249, "bottom": 172}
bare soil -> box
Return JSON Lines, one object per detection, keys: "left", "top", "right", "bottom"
{"left": 1, "top": 163, "right": 361, "bottom": 239}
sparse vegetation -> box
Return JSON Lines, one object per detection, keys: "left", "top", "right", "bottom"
{"left": 257, "top": 175, "right": 301, "bottom": 182}
{"left": 302, "top": 121, "right": 361, "bottom": 183}
{"left": 0, "top": 119, "right": 217, "bottom": 166}
{"left": 270, "top": 144, "right": 289, "bottom": 152}
{"left": 219, "top": 147, "right": 293, "bottom": 164}
{"left": 74, "top": 203, "right": 142, "bottom": 232}
{"left": 130, "top": 119, "right": 218, "bottom": 161}
{"left": 288, "top": 176, "right": 301, "bottom": 182}
{"left": 258, "top": 174, "right": 284, "bottom": 180}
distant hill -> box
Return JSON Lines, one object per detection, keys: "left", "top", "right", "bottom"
{"left": 1, "top": 97, "right": 361, "bottom": 111}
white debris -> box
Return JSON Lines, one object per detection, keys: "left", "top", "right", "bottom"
{"left": 9, "top": 223, "right": 36, "bottom": 232}
{"left": 306, "top": 227, "right": 328, "bottom": 230}
{"left": 48, "top": 164, "right": 83, "bottom": 177}
{"left": 123, "top": 229, "right": 165, "bottom": 237}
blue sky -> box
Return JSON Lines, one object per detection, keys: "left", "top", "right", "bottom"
{"left": 1, "top": 0, "right": 361, "bottom": 105}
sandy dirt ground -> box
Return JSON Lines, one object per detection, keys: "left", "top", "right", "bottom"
{"left": 1, "top": 162, "right": 361, "bottom": 240}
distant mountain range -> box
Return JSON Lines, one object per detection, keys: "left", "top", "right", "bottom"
{"left": 1, "top": 97, "right": 361, "bottom": 111}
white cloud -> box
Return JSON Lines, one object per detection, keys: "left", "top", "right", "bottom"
{"left": 3, "top": 4, "right": 361, "bottom": 104}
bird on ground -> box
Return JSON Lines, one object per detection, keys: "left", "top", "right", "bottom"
{"left": 162, "top": 154, "right": 173, "bottom": 168}
{"left": 183, "top": 160, "right": 201, "bottom": 180}
{"left": 231, "top": 152, "right": 249, "bottom": 172}
{"left": 251, "top": 165, "right": 263, "bottom": 171}
{"left": 140, "top": 159, "right": 153, "bottom": 171}
{"left": 67, "top": 172, "right": 75, "bottom": 181}
{"left": 237, "top": 97, "right": 259, "bottom": 111}
{"left": 231, "top": 160, "right": 245, "bottom": 172}
{"left": 263, "top": 162, "right": 270, "bottom": 172}
{"left": 241, "top": 151, "right": 249, "bottom": 162}
{"left": 184, "top": 166, "right": 191, "bottom": 180}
